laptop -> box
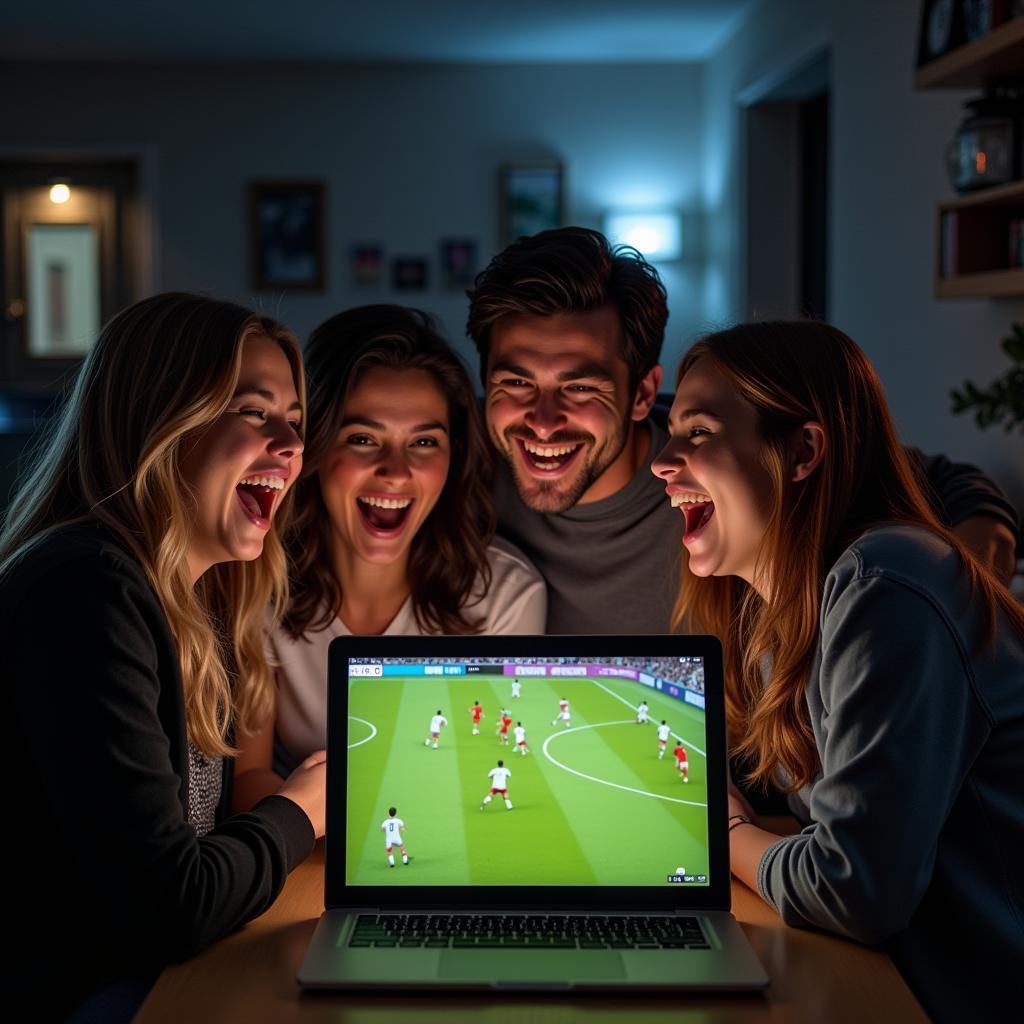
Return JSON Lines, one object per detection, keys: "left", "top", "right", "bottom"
{"left": 299, "top": 634, "right": 769, "bottom": 993}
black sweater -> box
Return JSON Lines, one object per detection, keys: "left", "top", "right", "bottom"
{"left": 1, "top": 526, "right": 314, "bottom": 1018}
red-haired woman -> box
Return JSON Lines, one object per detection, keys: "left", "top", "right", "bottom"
{"left": 652, "top": 321, "right": 1024, "bottom": 1022}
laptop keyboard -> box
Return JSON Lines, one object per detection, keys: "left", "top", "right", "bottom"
{"left": 349, "top": 914, "right": 710, "bottom": 950}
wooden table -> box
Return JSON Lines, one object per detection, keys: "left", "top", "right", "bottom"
{"left": 137, "top": 834, "right": 926, "bottom": 1023}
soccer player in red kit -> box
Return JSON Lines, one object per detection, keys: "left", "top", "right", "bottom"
{"left": 673, "top": 742, "right": 689, "bottom": 783}
{"left": 468, "top": 700, "right": 484, "bottom": 735}
{"left": 497, "top": 709, "right": 513, "bottom": 745}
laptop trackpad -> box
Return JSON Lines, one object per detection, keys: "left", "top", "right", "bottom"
{"left": 439, "top": 950, "right": 626, "bottom": 982}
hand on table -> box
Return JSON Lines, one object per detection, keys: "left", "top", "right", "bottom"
{"left": 277, "top": 750, "right": 327, "bottom": 839}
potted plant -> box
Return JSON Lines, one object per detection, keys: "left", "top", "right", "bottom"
{"left": 951, "top": 322, "right": 1024, "bottom": 433}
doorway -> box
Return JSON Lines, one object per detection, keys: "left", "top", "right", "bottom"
{"left": 742, "top": 51, "right": 830, "bottom": 322}
{"left": 0, "top": 158, "right": 144, "bottom": 387}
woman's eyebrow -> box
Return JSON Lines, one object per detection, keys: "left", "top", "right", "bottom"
{"left": 233, "top": 386, "right": 302, "bottom": 412}
{"left": 339, "top": 416, "right": 448, "bottom": 434}
{"left": 676, "top": 406, "right": 723, "bottom": 422}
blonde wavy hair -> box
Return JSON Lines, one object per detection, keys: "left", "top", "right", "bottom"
{"left": 671, "top": 321, "right": 1024, "bottom": 792}
{"left": 0, "top": 293, "right": 305, "bottom": 758}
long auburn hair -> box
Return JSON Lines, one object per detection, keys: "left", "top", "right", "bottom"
{"left": 0, "top": 293, "right": 305, "bottom": 758}
{"left": 671, "top": 320, "right": 1024, "bottom": 791}
{"left": 282, "top": 305, "right": 495, "bottom": 637}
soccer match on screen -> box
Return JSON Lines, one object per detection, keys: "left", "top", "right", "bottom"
{"left": 345, "top": 656, "right": 710, "bottom": 887}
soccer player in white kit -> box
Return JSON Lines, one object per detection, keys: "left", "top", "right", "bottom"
{"left": 380, "top": 807, "right": 409, "bottom": 867}
{"left": 552, "top": 697, "right": 571, "bottom": 727}
{"left": 424, "top": 709, "right": 447, "bottom": 749}
{"left": 636, "top": 700, "right": 649, "bottom": 724}
{"left": 513, "top": 722, "right": 530, "bottom": 755}
{"left": 511, "top": 679, "right": 521, "bottom": 699}
{"left": 481, "top": 759, "right": 513, "bottom": 810}
{"left": 657, "top": 720, "right": 671, "bottom": 758}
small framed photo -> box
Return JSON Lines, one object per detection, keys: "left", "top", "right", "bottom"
{"left": 392, "top": 256, "right": 428, "bottom": 290}
{"left": 499, "top": 162, "right": 564, "bottom": 247}
{"left": 439, "top": 238, "right": 478, "bottom": 290}
{"left": 250, "top": 181, "right": 326, "bottom": 290}
{"left": 351, "top": 244, "right": 383, "bottom": 286}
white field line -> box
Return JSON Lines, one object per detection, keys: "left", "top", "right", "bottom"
{"left": 348, "top": 715, "right": 378, "bottom": 749}
{"left": 542, "top": 721, "right": 707, "bottom": 809}
{"left": 587, "top": 678, "right": 706, "bottom": 758}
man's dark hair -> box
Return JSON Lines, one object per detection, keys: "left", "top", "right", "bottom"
{"left": 466, "top": 226, "right": 668, "bottom": 388}
{"left": 388, "top": 806, "right": 397, "bottom": 816}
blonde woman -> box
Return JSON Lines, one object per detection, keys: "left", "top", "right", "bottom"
{"left": 0, "top": 294, "right": 325, "bottom": 1020}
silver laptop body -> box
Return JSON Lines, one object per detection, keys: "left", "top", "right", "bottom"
{"left": 299, "top": 635, "right": 768, "bottom": 993}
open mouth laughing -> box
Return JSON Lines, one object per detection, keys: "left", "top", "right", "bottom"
{"left": 670, "top": 490, "right": 716, "bottom": 544}
{"left": 356, "top": 493, "right": 415, "bottom": 537}
{"left": 235, "top": 473, "right": 286, "bottom": 528}
{"left": 514, "top": 436, "right": 587, "bottom": 475}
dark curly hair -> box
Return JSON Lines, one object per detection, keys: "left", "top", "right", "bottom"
{"left": 466, "top": 226, "right": 668, "bottom": 389}
{"left": 282, "top": 306, "right": 496, "bottom": 637}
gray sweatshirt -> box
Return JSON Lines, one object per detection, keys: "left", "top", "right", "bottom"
{"left": 757, "top": 525, "right": 1024, "bottom": 1022}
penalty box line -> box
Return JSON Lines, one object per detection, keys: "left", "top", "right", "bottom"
{"left": 542, "top": 721, "right": 707, "bottom": 809}
{"left": 587, "top": 678, "right": 706, "bottom": 758}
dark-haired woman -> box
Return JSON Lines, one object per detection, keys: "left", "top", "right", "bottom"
{"left": 234, "top": 306, "right": 544, "bottom": 792}
{"left": 651, "top": 320, "right": 1024, "bottom": 1022}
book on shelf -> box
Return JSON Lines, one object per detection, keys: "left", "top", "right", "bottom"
{"left": 941, "top": 210, "right": 958, "bottom": 278}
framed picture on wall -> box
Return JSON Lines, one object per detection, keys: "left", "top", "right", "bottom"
{"left": 439, "top": 238, "right": 478, "bottom": 289}
{"left": 499, "top": 162, "right": 564, "bottom": 247}
{"left": 250, "top": 181, "right": 326, "bottom": 290}
{"left": 351, "top": 243, "right": 383, "bottom": 286}
{"left": 392, "top": 256, "right": 428, "bottom": 290}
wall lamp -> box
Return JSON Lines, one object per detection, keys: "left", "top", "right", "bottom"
{"left": 603, "top": 210, "right": 682, "bottom": 261}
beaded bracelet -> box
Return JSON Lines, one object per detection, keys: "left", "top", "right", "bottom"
{"left": 728, "top": 814, "right": 753, "bottom": 832}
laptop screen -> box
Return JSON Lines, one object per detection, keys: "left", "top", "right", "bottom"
{"left": 343, "top": 654, "right": 710, "bottom": 890}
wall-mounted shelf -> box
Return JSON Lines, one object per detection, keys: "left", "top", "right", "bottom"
{"left": 936, "top": 267, "right": 1024, "bottom": 298}
{"left": 917, "top": 16, "right": 1024, "bottom": 298}
{"left": 935, "top": 180, "right": 1024, "bottom": 298}
{"left": 915, "top": 16, "right": 1024, "bottom": 89}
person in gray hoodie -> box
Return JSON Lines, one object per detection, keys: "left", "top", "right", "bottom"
{"left": 652, "top": 320, "right": 1024, "bottom": 1023}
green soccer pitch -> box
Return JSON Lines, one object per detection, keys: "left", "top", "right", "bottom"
{"left": 346, "top": 674, "right": 710, "bottom": 887}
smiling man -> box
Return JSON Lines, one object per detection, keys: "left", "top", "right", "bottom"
{"left": 468, "top": 228, "right": 677, "bottom": 632}
{"left": 468, "top": 227, "right": 1020, "bottom": 634}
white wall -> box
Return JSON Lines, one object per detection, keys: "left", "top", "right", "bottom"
{"left": 0, "top": 60, "right": 703, "bottom": 376}
{"left": 703, "top": 0, "right": 1024, "bottom": 510}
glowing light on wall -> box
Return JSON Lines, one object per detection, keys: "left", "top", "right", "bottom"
{"left": 49, "top": 182, "right": 71, "bottom": 204}
{"left": 603, "top": 210, "right": 682, "bottom": 261}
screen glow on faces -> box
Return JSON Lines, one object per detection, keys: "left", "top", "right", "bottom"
{"left": 484, "top": 308, "right": 641, "bottom": 514}
{"left": 179, "top": 335, "right": 303, "bottom": 582}
{"left": 319, "top": 366, "right": 451, "bottom": 569}
{"left": 651, "top": 357, "right": 774, "bottom": 589}
{"left": 345, "top": 656, "right": 709, "bottom": 888}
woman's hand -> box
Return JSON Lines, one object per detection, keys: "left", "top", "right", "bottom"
{"left": 276, "top": 750, "right": 327, "bottom": 839}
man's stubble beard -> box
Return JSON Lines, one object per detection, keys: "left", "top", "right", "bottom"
{"left": 491, "top": 415, "right": 631, "bottom": 515}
